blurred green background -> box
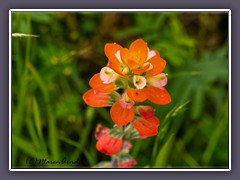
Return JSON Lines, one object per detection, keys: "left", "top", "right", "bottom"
{"left": 11, "top": 11, "right": 229, "bottom": 168}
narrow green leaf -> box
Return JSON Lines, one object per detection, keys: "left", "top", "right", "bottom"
{"left": 191, "top": 86, "right": 204, "bottom": 119}
{"left": 131, "top": 140, "right": 142, "bottom": 158}
{"left": 163, "top": 100, "right": 191, "bottom": 126}
{"left": 154, "top": 134, "right": 174, "bottom": 167}
{"left": 176, "top": 140, "right": 200, "bottom": 167}
{"left": 33, "top": 98, "right": 43, "bottom": 140}
{"left": 12, "top": 135, "right": 42, "bottom": 159}
{"left": 26, "top": 117, "right": 40, "bottom": 149}
{"left": 59, "top": 136, "right": 95, "bottom": 166}
{"left": 201, "top": 117, "right": 228, "bottom": 166}
{"left": 28, "top": 63, "right": 59, "bottom": 160}
{"left": 152, "top": 100, "right": 190, "bottom": 160}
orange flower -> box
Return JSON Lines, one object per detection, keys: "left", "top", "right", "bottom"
{"left": 83, "top": 38, "right": 170, "bottom": 129}
{"left": 105, "top": 39, "right": 162, "bottom": 76}
{"left": 96, "top": 133, "right": 123, "bottom": 155}
{"left": 84, "top": 39, "right": 171, "bottom": 105}
{"left": 104, "top": 38, "right": 171, "bottom": 105}
{"left": 82, "top": 39, "right": 173, "bottom": 158}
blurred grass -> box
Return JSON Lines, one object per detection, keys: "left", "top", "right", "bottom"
{"left": 11, "top": 11, "right": 229, "bottom": 168}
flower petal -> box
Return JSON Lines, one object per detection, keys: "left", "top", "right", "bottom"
{"left": 129, "top": 39, "right": 148, "bottom": 63}
{"left": 126, "top": 88, "right": 149, "bottom": 102}
{"left": 110, "top": 101, "right": 135, "bottom": 126}
{"left": 89, "top": 73, "right": 118, "bottom": 93}
{"left": 121, "top": 44, "right": 147, "bottom": 70}
{"left": 120, "top": 48, "right": 139, "bottom": 69}
{"left": 104, "top": 43, "right": 126, "bottom": 76}
{"left": 82, "top": 89, "right": 111, "bottom": 107}
{"left": 147, "top": 86, "right": 171, "bottom": 105}
{"left": 104, "top": 43, "right": 123, "bottom": 62}
{"left": 132, "top": 116, "right": 160, "bottom": 137}
{"left": 147, "top": 56, "right": 166, "bottom": 77}
{"left": 132, "top": 62, "right": 151, "bottom": 74}
{"left": 96, "top": 133, "right": 123, "bottom": 155}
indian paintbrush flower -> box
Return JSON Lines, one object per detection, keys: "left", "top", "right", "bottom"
{"left": 83, "top": 38, "right": 171, "bottom": 168}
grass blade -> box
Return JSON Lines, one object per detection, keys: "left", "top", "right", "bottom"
{"left": 154, "top": 134, "right": 174, "bottom": 168}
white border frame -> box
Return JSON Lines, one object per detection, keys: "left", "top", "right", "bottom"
{"left": 9, "top": 9, "right": 231, "bottom": 172}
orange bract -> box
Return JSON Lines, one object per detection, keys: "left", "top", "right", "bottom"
{"left": 126, "top": 88, "right": 149, "bottom": 102}
{"left": 110, "top": 101, "right": 135, "bottom": 126}
{"left": 132, "top": 62, "right": 151, "bottom": 74}
{"left": 148, "top": 86, "right": 171, "bottom": 105}
{"left": 89, "top": 73, "right": 118, "bottom": 93}
{"left": 147, "top": 56, "right": 166, "bottom": 77}
{"left": 104, "top": 43, "right": 131, "bottom": 77}
{"left": 96, "top": 133, "right": 123, "bottom": 155}
{"left": 120, "top": 39, "right": 148, "bottom": 71}
{"left": 132, "top": 116, "right": 160, "bottom": 137}
{"left": 104, "top": 43, "right": 123, "bottom": 64}
{"left": 82, "top": 89, "right": 111, "bottom": 107}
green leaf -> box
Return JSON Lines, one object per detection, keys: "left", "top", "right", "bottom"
{"left": 12, "top": 135, "right": 43, "bottom": 159}
{"left": 33, "top": 98, "right": 43, "bottom": 140}
{"left": 201, "top": 116, "right": 228, "bottom": 166}
{"left": 154, "top": 134, "right": 175, "bottom": 167}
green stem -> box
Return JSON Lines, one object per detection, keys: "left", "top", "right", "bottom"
{"left": 111, "top": 125, "right": 126, "bottom": 168}
{"left": 111, "top": 156, "right": 118, "bottom": 168}
{"left": 121, "top": 126, "right": 126, "bottom": 150}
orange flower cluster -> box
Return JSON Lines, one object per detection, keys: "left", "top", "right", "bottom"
{"left": 95, "top": 124, "right": 137, "bottom": 168}
{"left": 83, "top": 39, "right": 171, "bottom": 161}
